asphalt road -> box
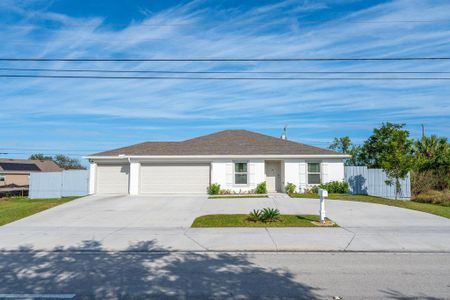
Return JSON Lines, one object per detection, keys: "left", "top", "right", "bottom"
{"left": 0, "top": 251, "right": 448, "bottom": 299}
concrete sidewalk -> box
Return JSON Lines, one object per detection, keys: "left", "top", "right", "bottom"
{"left": 1, "top": 225, "right": 449, "bottom": 252}
{"left": 0, "top": 195, "right": 449, "bottom": 252}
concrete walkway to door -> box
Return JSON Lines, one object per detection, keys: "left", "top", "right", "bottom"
{"left": 0, "top": 194, "right": 449, "bottom": 252}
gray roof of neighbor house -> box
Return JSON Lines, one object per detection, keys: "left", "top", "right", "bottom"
{"left": 0, "top": 159, "right": 62, "bottom": 174}
{"left": 92, "top": 130, "right": 340, "bottom": 156}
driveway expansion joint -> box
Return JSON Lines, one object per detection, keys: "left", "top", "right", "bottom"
{"left": 264, "top": 228, "right": 279, "bottom": 251}
{"left": 341, "top": 227, "right": 357, "bottom": 251}
{"left": 183, "top": 229, "right": 208, "bottom": 251}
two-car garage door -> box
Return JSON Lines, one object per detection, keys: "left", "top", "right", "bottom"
{"left": 96, "top": 163, "right": 210, "bottom": 194}
{"left": 140, "top": 163, "right": 210, "bottom": 194}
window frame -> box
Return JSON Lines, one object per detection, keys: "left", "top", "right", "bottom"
{"left": 307, "top": 162, "right": 321, "bottom": 185}
{"left": 233, "top": 161, "right": 249, "bottom": 185}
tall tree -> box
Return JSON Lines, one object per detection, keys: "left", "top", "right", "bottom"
{"left": 29, "top": 154, "right": 85, "bottom": 170}
{"left": 360, "top": 123, "right": 409, "bottom": 168}
{"left": 28, "top": 153, "right": 52, "bottom": 161}
{"left": 329, "top": 136, "right": 352, "bottom": 153}
{"left": 361, "top": 123, "right": 414, "bottom": 199}
{"left": 329, "top": 136, "right": 363, "bottom": 166}
{"left": 53, "top": 155, "right": 85, "bottom": 170}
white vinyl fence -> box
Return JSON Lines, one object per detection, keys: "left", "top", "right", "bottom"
{"left": 29, "top": 170, "right": 89, "bottom": 199}
{"left": 345, "top": 166, "right": 411, "bottom": 200}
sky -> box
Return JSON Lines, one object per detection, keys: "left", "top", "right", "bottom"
{"left": 0, "top": 0, "right": 449, "bottom": 164}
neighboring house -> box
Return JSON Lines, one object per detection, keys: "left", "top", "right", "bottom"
{"left": 0, "top": 159, "right": 62, "bottom": 187}
{"left": 86, "top": 130, "right": 349, "bottom": 195}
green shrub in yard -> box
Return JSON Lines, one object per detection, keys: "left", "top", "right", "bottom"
{"left": 248, "top": 209, "right": 263, "bottom": 222}
{"left": 319, "top": 181, "right": 349, "bottom": 194}
{"left": 207, "top": 183, "right": 221, "bottom": 195}
{"left": 261, "top": 207, "right": 280, "bottom": 222}
{"left": 285, "top": 182, "right": 296, "bottom": 194}
{"left": 413, "top": 189, "right": 450, "bottom": 207}
{"left": 256, "top": 182, "right": 267, "bottom": 194}
{"left": 247, "top": 207, "right": 280, "bottom": 222}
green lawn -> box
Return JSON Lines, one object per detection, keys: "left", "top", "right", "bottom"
{"left": 209, "top": 195, "right": 269, "bottom": 199}
{"left": 290, "top": 193, "right": 450, "bottom": 219}
{"left": 0, "top": 197, "right": 78, "bottom": 226}
{"left": 191, "top": 214, "right": 337, "bottom": 227}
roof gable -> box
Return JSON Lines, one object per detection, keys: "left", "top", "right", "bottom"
{"left": 92, "top": 130, "right": 339, "bottom": 156}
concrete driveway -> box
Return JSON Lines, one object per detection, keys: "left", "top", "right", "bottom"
{"left": 0, "top": 194, "right": 449, "bottom": 252}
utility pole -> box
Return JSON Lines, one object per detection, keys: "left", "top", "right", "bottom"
{"left": 421, "top": 124, "right": 425, "bottom": 138}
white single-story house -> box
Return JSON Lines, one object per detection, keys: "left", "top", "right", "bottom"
{"left": 86, "top": 130, "right": 349, "bottom": 195}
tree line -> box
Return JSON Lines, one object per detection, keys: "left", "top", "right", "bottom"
{"left": 28, "top": 154, "right": 86, "bottom": 170}
{"left": 329, "top": 123, "right": 449, "bottom": 199}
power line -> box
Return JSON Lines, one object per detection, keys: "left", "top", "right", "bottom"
{"left": 2, "top": 74, "right": 450, "bottom": 80}
{"left": 1, "top": 67, "right": 450, "bottom": 74}
{"left": 1, "top": 57, "right": 450, "bottom": 62}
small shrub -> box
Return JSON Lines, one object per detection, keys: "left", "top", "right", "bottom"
{"left": 207, "top": 183, "right": 221, "bottom": 195}
{"left": 248, "top": 209, "right": 263, "bottom": 222}
{"left": 411, "top": 170, "right": 440, "bottom": 196}
{"left": 319, "top": 181, "right": 349, "bottom": 194}
{"left": 219, "top": 189, "right": 234, "bottom": 195}
{"left": 305, "top": 185, "right": 319, "bottom": 194}
{"left": 285, "top": 182, "right": 296, "bottom": 194}
{"left": 256, "top": 182, "right": 267, "bottom": 194}
{"left": 261, "top": 207, "right": 280, "bottom": 222}
{"left": 413, "top": 189, "right": 450, "bottom": 207}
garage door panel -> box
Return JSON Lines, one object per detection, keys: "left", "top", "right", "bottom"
{"left": 96, "top": 164, "right": 129, "bottom": 194}
{"left": 140, "top": 163, "right": 209, "bottom": 194}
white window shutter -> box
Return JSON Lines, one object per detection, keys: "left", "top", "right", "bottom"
{"left": 249, "top": 162, "right": 255, "bottom": 186}
{"left": 299, "top": 162, "right": 307, "bottom": 187}
{"left": 321, "top": 162, "right": 328, "bottom": 183}
{"left": 226, "top": 162, "right": 233, "bottom": 185}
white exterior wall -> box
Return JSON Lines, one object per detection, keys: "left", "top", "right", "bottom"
{"left": 284, "top": 160, "right": 301, "bottom": 192}
{"left": 90, "top": 157, "right": 345, "bottom": 195}
{"left": 129, "top": 161, "right": 140, "bottom": 195}
{"left": 284, "top": 159, "right": 345, "bottom": 192}
{"left": 88, "top": 162, "right": 97, "bottom": 194}
{"left": 211, "top": 159, "right": 265, "bottom": 192}
{"left": 322, "top": 159, "right": 345, "bottom": 182}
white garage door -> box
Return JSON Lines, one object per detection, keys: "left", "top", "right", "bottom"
{"left": 140, "top": 163, "right": 210, "bottom": 194}
{"left": 96, "top": 164, "right": 129, "bottom": 194}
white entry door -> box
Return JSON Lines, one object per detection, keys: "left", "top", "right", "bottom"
{"left": 96, "top": 164, "right": 130, "bottom": 194}
{"left": 265, "top": 161, "right": 281, "bottom": 192}
{"left": 140, "top": 163, "right": 210, "bottom": 194}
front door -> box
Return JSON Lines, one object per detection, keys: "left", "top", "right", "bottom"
{"left": 265, "top": 161, "right": 281, "bottom": 192}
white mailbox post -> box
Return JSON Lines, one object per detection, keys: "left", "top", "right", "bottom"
{"left": 318, "top": 188, "right": 328, "bottom": 224}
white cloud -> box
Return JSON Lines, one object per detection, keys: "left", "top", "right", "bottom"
{"left": 0, "top": 0, "right": 449, "bottom": 156}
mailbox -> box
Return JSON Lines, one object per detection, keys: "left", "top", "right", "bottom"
{"left": 319, "top": 188, "right": 328, "bottom": 197}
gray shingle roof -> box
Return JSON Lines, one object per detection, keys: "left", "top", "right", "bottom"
{"left": 92, "top": 130, "right": 339, "bottom": 156}
{"left": 0, "top": 159, "right": 62, "bottom": 173}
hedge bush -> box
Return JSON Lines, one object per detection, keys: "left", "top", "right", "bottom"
{"left": 256, "top": 182, "right": 267, "bottom": 194}
{"left": 285, "top": 182, "right": 296, "bottom": 194}
{"left": 413, "top": 189, "right": 450, "bottom": 207}
{"left": 318, "top": 181, "right": 349, "bottom": 194}
{"left": 207, "top": 183, "right": 221, "bottom": 195}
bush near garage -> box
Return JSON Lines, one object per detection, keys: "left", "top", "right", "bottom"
{"left": 207, "top": 183, "right": 221, "bottom": 195}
